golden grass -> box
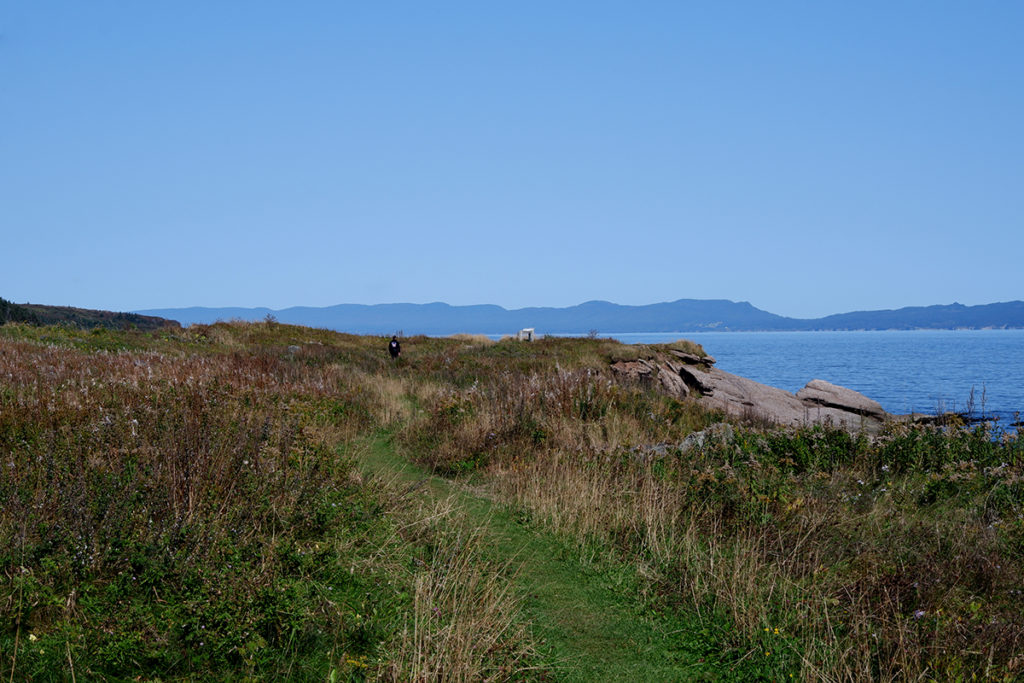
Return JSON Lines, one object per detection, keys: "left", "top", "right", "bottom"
{"left": 448, "top": 333, "right": 496, "bottom": 346}
{"left": 377, "top": 498, "right": 535, "bottom": 682}
{"left": 484, "top": 439, "right": 1024, "bottom": 680}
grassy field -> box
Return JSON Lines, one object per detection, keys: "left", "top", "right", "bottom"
{"left": 2, "top": 320, "right": 1022, "bottom": 680}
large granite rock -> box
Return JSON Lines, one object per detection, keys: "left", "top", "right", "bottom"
{"left": 796, "top": 379, "right": 886, "bottom": 420}
{"left": 611, "top": 352, "right": 888, "bottom": 433}
{"left": 611, "top": 358, "right": 692, "bottom": 397}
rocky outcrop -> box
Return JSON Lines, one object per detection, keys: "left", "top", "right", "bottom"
{"left": 611, "top": 352, "right": 888, "bottom": 432}
{"left": 611, "top": 358, "right": 693, "bottom": 397}
{"left": 795, "top": 379, "right": 886, "bottom": 420}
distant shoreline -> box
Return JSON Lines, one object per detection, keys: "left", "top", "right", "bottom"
{"left": 136, "top": 298, "right": 1024, "bottom": 335}
{"left": 485, "top": 328, "right": 1024, "bottom": 342}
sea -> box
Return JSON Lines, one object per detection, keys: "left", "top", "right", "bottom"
{"left": 535, "top": 330, "right": 1024, "bottom": 425}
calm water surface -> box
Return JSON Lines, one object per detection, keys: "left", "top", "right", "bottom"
{"left": 600, "top": 330, "right": 1024, "bottom": 423}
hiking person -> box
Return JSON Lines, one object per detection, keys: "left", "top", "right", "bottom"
{"left": 388, "top": 335, "right": 401, "bottom": 360}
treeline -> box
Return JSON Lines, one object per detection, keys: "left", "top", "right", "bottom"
{"left": 0, "top": 296, "right": 178, "bottom": 330}
{"left": 0, "top": 297, "right": 41, "bottom": 325}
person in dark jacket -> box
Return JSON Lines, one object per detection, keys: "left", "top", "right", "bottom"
{"left": 388, "top": 335, "right": 401, "bottom": 359}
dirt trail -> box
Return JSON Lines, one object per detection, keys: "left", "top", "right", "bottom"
{"left": 357, "top": 434, "right": 709, "bottom": 682}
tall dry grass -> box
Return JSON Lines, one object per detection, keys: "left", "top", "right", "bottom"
{"left": 399, "top": 366, "right": 714, "bottom": 474}
{"left": 485, "top": 423, "right": 1024, "bottom": 681}
{"left": 375, "top": 498, "right": 536, "bottom": 682}
{"left": 447, "top": 333, "right": 496, "bottom": 346}
{"left": 0, "top": 326, "right": 542, "bottom": 680}
{"left": 396, "top": 351, "right": 1024, "bottom": 680}
{"left": 8, "top": 322, "right": 1021, "bottom": 680}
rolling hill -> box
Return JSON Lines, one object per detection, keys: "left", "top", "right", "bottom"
{"left": 134, "top": 299, "right": 1024, "bottom": 335}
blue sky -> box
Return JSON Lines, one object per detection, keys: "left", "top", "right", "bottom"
{"left": 3, "top": 2, "right": 1022, "bottom": 319}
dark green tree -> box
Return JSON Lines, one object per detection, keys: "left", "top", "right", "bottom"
{"left": 0, "top": 297, "right": 40, "bottom": 325}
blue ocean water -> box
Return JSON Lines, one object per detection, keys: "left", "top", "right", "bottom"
{"left": 601, "top": 330, "right": 1024, "bottom": 423}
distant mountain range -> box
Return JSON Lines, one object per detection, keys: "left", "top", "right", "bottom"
{"left": 134, "top": 299, "right": 1024, "bottom": 335}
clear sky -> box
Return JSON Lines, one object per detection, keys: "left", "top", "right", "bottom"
{"left": 3, "top": 2, "right": 1022, "bottom": 319}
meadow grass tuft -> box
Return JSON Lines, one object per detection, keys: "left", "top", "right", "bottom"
{"left": 447, "top": 333, "right": 496, "bottom": 346}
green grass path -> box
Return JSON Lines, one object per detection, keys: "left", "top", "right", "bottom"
{"left": 357, "top": 434, "right": 716, "bottom": 682}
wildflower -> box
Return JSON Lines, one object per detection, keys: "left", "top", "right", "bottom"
{"left": 345, "top": 655, "right": 368, "bottom": 669}
{"left": 913, "top": 609, "right": 926, "bottom": 620}
{"left": 28, "top": 634, "right": 38, "bottom": 642}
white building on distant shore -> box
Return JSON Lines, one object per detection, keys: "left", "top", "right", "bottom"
{"left": 516, "top": 328, "right": 535, "bottom": 341}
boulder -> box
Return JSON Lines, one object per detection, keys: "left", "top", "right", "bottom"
{"left": 614, "top": 353, "right": 888, "bottom": 433}
{"left": 610, "top": 359, "right": 655, "bottom": 382}
{"left": 795, "top": 379, "right": 886, "bottom": 420}
{"left": 678, "top": 423, "right": 735, "bottom": 453}
{"left": 628, "top": 424, "right": 736, "bottom": 463}
{"left": 668, "top": 350, "right": 716, "bottom": 367}
{"left": 694, "top": 366, "right": 887, "bottom": 431}
{"left": 658, "top": 367, "right": 690, "bottom": 398}
{"left": 611, "top": 359, "right": 690, "bottom": 397}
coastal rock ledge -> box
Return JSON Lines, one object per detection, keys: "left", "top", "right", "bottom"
{"left": 611, "top": 351, "right": 888, "bottom": 432}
